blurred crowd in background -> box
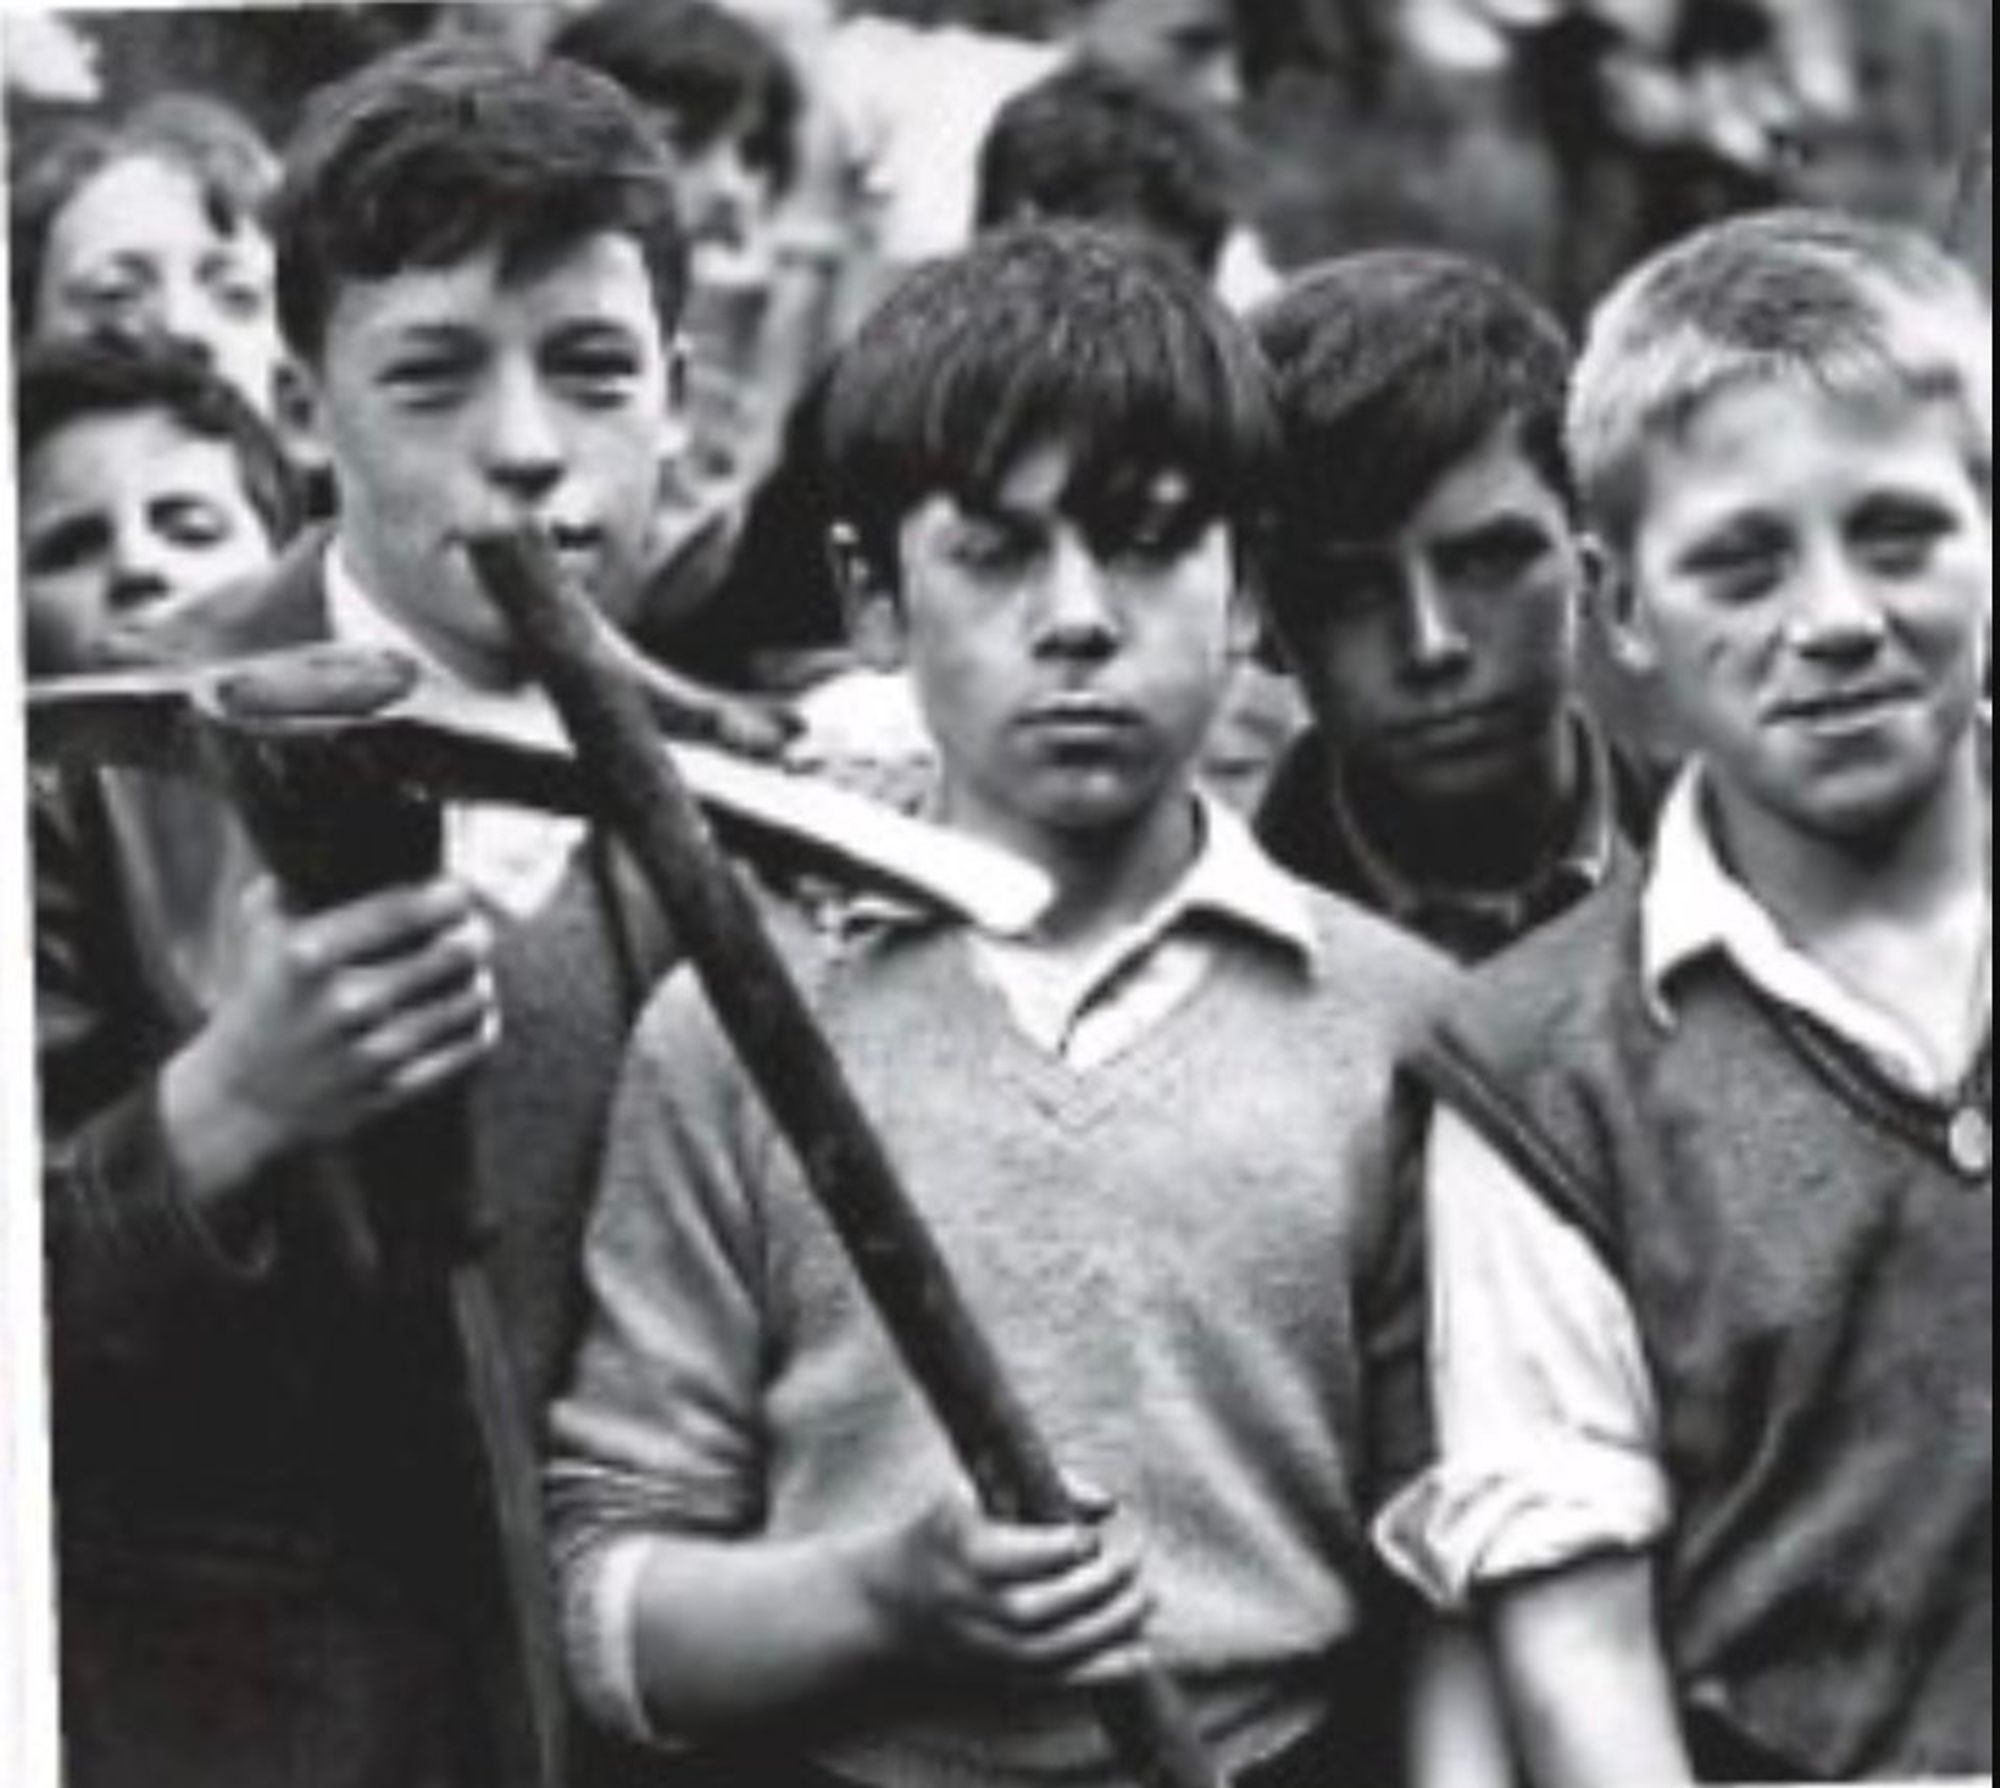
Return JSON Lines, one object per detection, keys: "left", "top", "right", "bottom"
{"left": 5, "top": 0, "right": 1992, "bottom": 779}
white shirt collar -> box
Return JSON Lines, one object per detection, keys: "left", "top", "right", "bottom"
{"left": 841, "top": 791, "right": 1319, "bottom": 958}
{"left": 1642, "top": 768, "right": 1989, "bottom": 1097}
{"left": 1164, "top": 793, "right": 1324, "bottom": 966}
{"left": 963, "top": 796, "right": 1319, "bottom": 1068}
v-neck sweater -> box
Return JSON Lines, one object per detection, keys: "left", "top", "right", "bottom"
{"left": 551, "top": 889, "right": 1450, "bottom": 1784}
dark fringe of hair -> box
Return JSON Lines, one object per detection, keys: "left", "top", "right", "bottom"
{"left": 822, "top": 223, "right": 1278, "bottom": 565}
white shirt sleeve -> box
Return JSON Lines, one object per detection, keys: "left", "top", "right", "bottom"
{"left": 1374, "top": 1108, "right": 1673, "bottom": 1609}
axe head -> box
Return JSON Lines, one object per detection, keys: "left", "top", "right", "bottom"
{"left": 25, "top": 645, "right": 421, "bottom": 773}
{"left": 28, "top": 645, "right": 1052, "bottom": 934}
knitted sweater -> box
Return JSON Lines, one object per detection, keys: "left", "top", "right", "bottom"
{"left": 1408, "top": 880, "right": 1992, "bottom": 1779}
{"left": 549, "top": 889, "right": 1449, "bottom": 1786}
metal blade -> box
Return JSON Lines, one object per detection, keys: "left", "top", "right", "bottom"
{"left": 25, "top": 671, "right": 205, "bottom": 779}
{"left": 381, "top": 684, "right": 1052, "bottom": 935}
{"left": 28, "top": 650, "right": 1052, "bottom": 936}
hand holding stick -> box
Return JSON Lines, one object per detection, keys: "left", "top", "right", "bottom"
{"left": 469, "top": 529, "right": 1229, "bottom": 1788}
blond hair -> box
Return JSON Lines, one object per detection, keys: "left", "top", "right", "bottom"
{"left": 1570, "top": 208, "right": 1992, "bottom": 549}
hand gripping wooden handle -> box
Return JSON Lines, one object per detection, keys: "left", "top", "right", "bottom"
{"left": 469, "top": 531, "right": 1229, "bottom": 1788}
{"left": 201, "top": 657, "right": 567, "bottom": 1788}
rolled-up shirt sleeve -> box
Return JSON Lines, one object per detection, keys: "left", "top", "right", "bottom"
{"left": 1375, "top": 1108, "right": 1671, "bottom": 1609}
{"left": 545, "top": 968, "right": 772, "bottom": 1747}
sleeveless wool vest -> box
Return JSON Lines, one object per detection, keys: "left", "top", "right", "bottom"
{"left": 1409, "top": 882, "right": 1992, "bottom": 1778}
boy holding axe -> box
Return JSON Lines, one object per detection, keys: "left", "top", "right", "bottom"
{"left": 547, "top": 224, "right": 1460, "bottom": 1786}
{"left": 28, "top": 41, "right": 771, "bottom": 1788}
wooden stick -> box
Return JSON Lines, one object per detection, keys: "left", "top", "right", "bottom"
{"left": 470, "top": 530, "right": 1229, "bottom": 1788}
{"left": 199, "top": 675, "right": 567, "bottom": 1788}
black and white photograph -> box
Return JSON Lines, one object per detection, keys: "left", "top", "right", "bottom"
{"left": 0, "top": 2, "right": 1991, "bottom": 1785}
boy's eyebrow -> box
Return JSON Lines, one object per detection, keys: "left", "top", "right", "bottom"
{"left": 951, "top": 490, "right": 1048, "bottom": 529}
{"left": 1671, "top": 510, "right": 1789, "bottom": 570}
{"left": 23, "top": 508, "right": 112, "bottom": 570}
{"left": 542, "top": 317, "right": 649, "bottom": 350}
{"left": 63, "top": 251, "right": 158, "bottom": 285}
{"left": 1433, "top": 510, "right": 1558, "bottom": 552}
{"left": 377, "top": 320, "right": 484, "bottom": 352}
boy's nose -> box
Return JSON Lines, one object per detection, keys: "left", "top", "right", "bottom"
{"left": 479, "top": 368, "right": 565, "bottom": 502}
{"left": 155, "top": 272, "right": 220, "bottom": 365}
{"left": 1033, "top": 539, "right": 1121, "bottom": 656}
{"left": 104, "top": 527, "right": 174, "bottom": 615}
{"left": 1399, "top": 568, "right": 1472, "bottom": 684}
{"left": 1786, "top": 545, "right": 1889, "bottom": 661}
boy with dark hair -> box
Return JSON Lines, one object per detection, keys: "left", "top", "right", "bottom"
{"left": 32, "top": 41, "right": 701, "bottom": 1788}
{"left": 1252, "top": 251, "right": 1652, "bottom": 962}
{"left": 976, "top": 61, "right": 1236, "bottom": 277}
{"left": 16, "top": 335, "right": 300, "bottom": 673}
{"left": 1391, "top": 210, "right": 1992, "bottom": 1781}
{"left": 547, "top": 224, "right": 1457, "bottom": 1788}
{"left": 551, "top": 0, "right": 801, "bottom": 253}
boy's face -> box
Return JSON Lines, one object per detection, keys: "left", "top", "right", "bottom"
{"left": 1284, "top": 421, "right": 1585, "bottom": 809}
{"left": 303, "top": 232, "right": 680, "bottom": 689}
{"left": 850, "top": 437, "right": 1250, "bottom": 859}
{"left": 1622, "top": 379, "right": 1991, "bottom": 848}
{"left": 657, "top": 118, "right": 774, "bottom": 252}
{"left": 1075, "top": 0, "right": 1241, "bottom": 112}
{"left": 35, "top": 154, "right": 287, "bottom": 421}
{"left": 19, "top": 406, "right": 277, "bottom": 674}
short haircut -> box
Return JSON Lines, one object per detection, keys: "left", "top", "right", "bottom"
{"left": 9, "top": 92, "right": 277, "bottom": 338}
{"left": 1570, "top": 207, "right": 1995, "bottom": 550}
{"left": 14, "top": 335, "right": 302, "bottom": 545}
{"left": 552, "top": 0, "right": 802, "bottom": 193}
{"left": 821, "top": 223, "right": 1278, "bottom": 568}
{"left": 976, "top": 62, "right": 1234, "bottom": 277}
{"left": 269, "top": 40, "right": 689, "bottom": 367}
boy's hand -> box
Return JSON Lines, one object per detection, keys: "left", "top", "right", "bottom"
{"left": 860, "top": 1486, "right": 1155, "bottom": 1689}
{"left": 161, "top": 875, "right": 498, "bottom": 1202}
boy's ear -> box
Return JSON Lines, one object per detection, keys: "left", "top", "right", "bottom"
{"left": 273, "top": 357, "right": 333, "bottom": 485}
{"left": 1225, "top": 554, "right": 1265, "bottom": 662}
{"left": 829, "top": 522, "right": 907, "bottom": 671}
{"left": 656, "top": 335, "right": 692, "bottom": 470}
{"left": 1586, "top": 535, "right": 1660, "bottom": 677}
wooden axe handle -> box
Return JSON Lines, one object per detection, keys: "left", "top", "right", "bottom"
{"left": 199, "top": 694, "right": 567, "bottom": 1788}
{"left": 470, "top": 532, "right": 1229, "bottom": 1788}
{"left": 201, "top": 711, "right": 444, "bottom": 1285}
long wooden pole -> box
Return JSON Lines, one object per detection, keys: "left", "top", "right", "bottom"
{"left": 470, "top": 530, "right": 1228, "bottom": 1788}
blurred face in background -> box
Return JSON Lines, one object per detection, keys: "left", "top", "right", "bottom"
{"left": 31, "top": 152, "right": 287, "bottom": 420}
{"left": 1075, "top": 0, "right": 1242, "bottom": 114}
{"left": 19, "top": 405, "right": 277, "bottom": 673}
{"left": 657, "top": 111, "right": 779, "bottom": 254}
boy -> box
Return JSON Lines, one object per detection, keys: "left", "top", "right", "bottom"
{"left": 551, "top": 0, "right": 801, "bottom": 257}
{"left": 1251, "top": 251, "right": 1653, "bottom": 962}
{"left": 976, "top": 60, "right": 1237, "bottom": 280}
{"left": 552, "top": 0, "right": 808, "bottom": 591}
{"left": 1389, "top": 210, "right": 1992, "bottom": 1781}
{"left": 32, "top": 43, "right": 698, "bottom": 1788}
{"left": 11, "top": 94, "right": 289, "bottom": 424}
{"left": 548, "top": 225, "right": 1455, "bottom": 1786}
{"left": 16, "top": 335, "right": 299, "bottom": 674}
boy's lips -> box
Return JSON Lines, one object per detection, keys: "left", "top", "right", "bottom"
{"left": 1768, "top": 681, "right": 1920, "bottom": 728}
{"left": 1382, "top": 699, "right": 1522, "bottom": 759}
{"left": 1018, "top": 692, "right": 1144, "bottom": 735}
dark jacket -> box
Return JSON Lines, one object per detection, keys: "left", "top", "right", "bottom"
{"left": 33, "top": 533, "right": 677, "bottom": 1788}
{"left": 1253, "top": 714, "right": 1661, "bottom": 963}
